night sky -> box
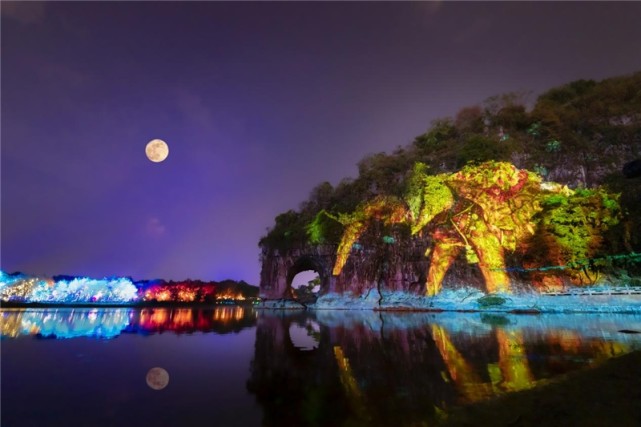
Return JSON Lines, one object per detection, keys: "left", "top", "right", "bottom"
{"left": 2, "top": 1, "right": 640, "bottom": 284}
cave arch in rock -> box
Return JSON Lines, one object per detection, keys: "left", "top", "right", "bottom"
{"left": 291, "top": 270, "right": 320, "bottom": 291}
{"left": 286, "top": 255, "right": 329, "bottom": 298}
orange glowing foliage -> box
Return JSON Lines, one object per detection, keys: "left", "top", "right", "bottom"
{"left": 217, "top": 292, "right": 245, "bottom": 300}
{"left": 141, "top": 282, "right": 217, "bottom": 302}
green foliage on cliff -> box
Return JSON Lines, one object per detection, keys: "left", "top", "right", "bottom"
{"left": 404, "top": 164, "right": 453, "bottom": 235}
{"left": 260, "top": 72, "right": 641, "bottom": 263}
{"left": 537, "top": 188, "right": 621, "bottom": 268}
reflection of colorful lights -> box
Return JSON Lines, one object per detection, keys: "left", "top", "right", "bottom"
{"left": 0, "top": 310, "right": 25, "bottom": 338}
{"left": 213, "top": 306, "right": 245, "bottom": 322}
{"left": 139, "top": 308, "right": 170, "bottom": 327}
{"left": 133, "top": 307, "right": 249, "bottom": 334}
{"left": 0, "top": 309, "right": 132, "bottom": 339}
{"left": 1, "top": 306, "right": 252, "bottom": 339}
{"left": 492, "top": 329, "right": 534, "bottom": 393}
{"left": 430, "top": 324, "right": 493, "bottom": 402}
{"left": 334, "top": 346, "right": 369, "bottom": 422}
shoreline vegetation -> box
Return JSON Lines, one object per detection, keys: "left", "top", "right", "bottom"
{"left": 0, "top": 300, "right": 258, "bottom": 309}
{"left": 0, "top": 270, "right": 260, "bottom": 306}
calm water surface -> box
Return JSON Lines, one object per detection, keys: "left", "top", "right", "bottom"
{"left": 2, "top": 307, "right": 641, "bottom": 426}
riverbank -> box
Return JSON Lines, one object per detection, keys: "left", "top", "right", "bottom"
{"left": 257, "top": 287, "right": 641, "bottom": 314}
{"left": 303, "top": 287, "right": 641, "bottom": 313}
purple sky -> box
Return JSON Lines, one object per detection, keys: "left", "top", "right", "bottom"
{"left": 2, "top": 1, "right": 640, "bottom": 284}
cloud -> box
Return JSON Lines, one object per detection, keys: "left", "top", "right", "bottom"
{"left": 2, "top": 1, "right": 46, "bottom": 25}
{"left": 146, "top": 217, "right": 166, "bottom": 237}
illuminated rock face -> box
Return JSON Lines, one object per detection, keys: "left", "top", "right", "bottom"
{"left": 259, "top": 246, "right": 339, "bottom": 300}
{"left": 259, "top": 161, "right": 621, "bottom": 299}
{"left": 330, "top": 162, "right": 545, "bottom": 295}
{"left": 331, "top": 162, "right": 619, "bottom": 296}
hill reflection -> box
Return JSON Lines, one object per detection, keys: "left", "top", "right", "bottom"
{"left": 247, "top": 311, "right": 641, "bottom": 426}
{"left": 0, "top": 306, "right": 256, "bottom": 339}
{"left": 3, "top": 307, "right": 641, "bottom": 425}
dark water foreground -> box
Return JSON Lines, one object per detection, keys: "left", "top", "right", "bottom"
{"left": 2, "top": 307, "right": 641, "bottom": 426}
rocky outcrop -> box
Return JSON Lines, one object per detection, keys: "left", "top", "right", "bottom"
{"left": 259, "top": 237, "right": 486, "bottom": 301}
{"left": 259, "top": 237, "right": 423, "bottom": 300}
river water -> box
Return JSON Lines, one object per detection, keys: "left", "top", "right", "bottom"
{"left": 2, "top": 307, "right": 641, "bottom": 426}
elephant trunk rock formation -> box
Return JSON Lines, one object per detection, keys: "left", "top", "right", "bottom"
{"left": 260, "top": 162, "right": 622, "bottom": 304}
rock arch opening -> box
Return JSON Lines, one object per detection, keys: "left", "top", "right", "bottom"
{"left": 286, "top": 256, "right": 328, "bottom": 302}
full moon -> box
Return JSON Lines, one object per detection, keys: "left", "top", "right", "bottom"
{"left": 145, "top": 139, "right": 169, "bottom": 163}
{"left": 146, "top": 367, "right": 169, "bottom": 390}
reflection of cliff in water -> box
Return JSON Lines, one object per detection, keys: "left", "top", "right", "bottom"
{"left": 0, "top": 306, "right": 256, "bottom": 339}
{"left": 246, "top": 312, "right": 353, "bottom": 426}
{"left": 247, "top": 311, "right": 641, "bottom": 426}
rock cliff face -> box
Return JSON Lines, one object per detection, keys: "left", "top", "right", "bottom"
{"left": 259, "top": 161, "right": 635, "bottom": 302}
{"left": 259, "top": 238, "right": 488, "bottom": 300}
{"left": 258, "top": 243, "right": 382, "bottom": 300}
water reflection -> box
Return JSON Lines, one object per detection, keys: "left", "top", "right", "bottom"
{"left": 248, "top": 311, "right": 641, "bottom": 426}
{"left": 129, "top": 306, "right": 253, "bottom": 334}
{"left": 2, "top": 308, "right": 641, "bottom": 425}
{"left": 0, "top": 306, "right": 255, "bottom": 339}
